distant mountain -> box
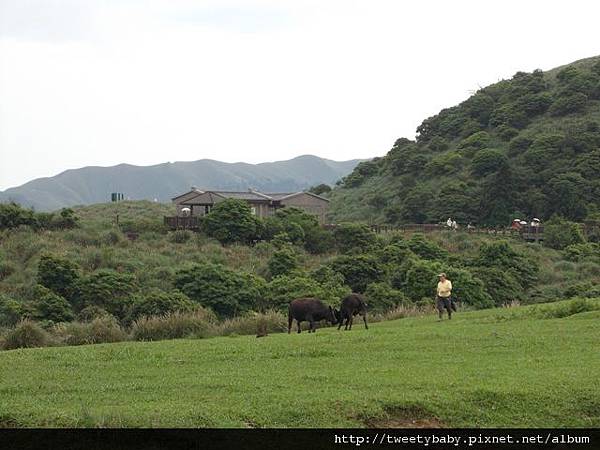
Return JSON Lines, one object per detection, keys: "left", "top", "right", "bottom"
{"left": 329, "top": 55, "right": 600, "bottom": 226}
{"left": 0, "top": 155, "right": 364, "bottom": 211}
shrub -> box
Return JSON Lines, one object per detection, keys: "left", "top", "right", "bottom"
{"left": 37, "top": 254, "right": 80, "bottom": 300}
{"left": 476, "top": 241, "right": 538, "bottom": 289}
{"left": 564, "top": 243, "right": 599, "bottom": 261}
{"left": 260, "top": 274, "right": 330, "bottom": 311}
{"left": 203, "top": 199, "right": 261, "bottom": 245}
{"left": 217, "top": 310, "right": 288, "bottom": 336}
{"left": 31, "top": 285, "right": 74, "bottom": 323}
{"left": 333, "top": 223, "right": 378, "bottom": 254}
{"left": 267, "top": 246, "right": 299, "bottom": 278}
{"left": 168, "top": 230, "right": 192, "bottom": 244}
{"left": 364, "top": 283, "right": 408, "bottom": 313}
{"left": 0, "top": 260, "right": 16, "bottom": 281}
{"left": 403, "top": 260, "right": 443, "bottom": 301}
{"left": 130, "top": 290, "right": 195, "bottom": 320}
{"left": 407, "top": 234, "right": 448, "bottom": 260}
{"left": 472, "top": 267, "right": 524, "bottom": 306}
{"left": 304, "top": 226, "right": 335, "bottom": 254}
{"left": 75, "top": 269, "right": 138, "bottom": 319}
{"left": 75, "top": 305, "right": 113, "bottom": 322}
{"left": 174, "top": 263, "right": 265, "bottom": 318}
{"left": 444, "top": 268, "right": 494, "bottom": 309}
{"left": 0, "top": 294, "right": 22, "bottom": 326}
{"left": 55, "top": 316, "right": 128, "bottom": 346}
{"left": 2, "top": 320, "right": 52, "bottom": 350}
{"left": 329, "top": 254, "right": 385, "bottom": 293}
{"left": 130, "top": 309, "right": 217, "bottom": 341}
{"left": 544, "top": 216, "right": 586, "bottom": 250}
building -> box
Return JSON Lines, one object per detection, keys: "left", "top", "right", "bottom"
{"left": 170, "top": 187, "right": 330, "bottom": 223}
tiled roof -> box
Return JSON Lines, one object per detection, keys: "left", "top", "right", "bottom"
{"left": 212, "top": 191, "right": 271, "bottom": 201}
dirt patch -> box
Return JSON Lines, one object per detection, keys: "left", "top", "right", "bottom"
{"left": 363, "top": 405, "right": 445, "bottom": 428}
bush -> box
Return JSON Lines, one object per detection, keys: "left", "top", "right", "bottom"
{"left": 444, "top": 268, "right": 494, "bottom": 309}
{"left": 75, "top": 305, "right": 113, "bottom": 322}
{"left": 75, "top": 269, "right": 138, "bottom": 319}
{"left": 333, "top": 223, "right": 378, "bottom": 254}
{"left": 304, "top": 226, "right": 335, "bottom": 254}
{"left": 407, "top": 234, "right": 448, "bottom": 260}
{"left": 2, "top": 320, "right": 52, "bottom": 350}
{"left": 544, "top": 216, "right": 586, "bottom": 250}
{"left": 476, "top": 241, "right": 538, "bottom": 289}
{"left": 403, "top": 259, "right": 443, "bottom": 301}
{"left": 174, "top": 263, "right": 265, "bottom": 318}
{"left": 472, "top": 267, "right": 524, "bottom": 306}
{"left": 37, "top": 254, "right": 80, "bottom": 300}
{"left": 564, "top": 243, "right": 599, "bottom": 261}
{"left": 130, "top": 290, "right": 195, "bottom": 320}
{"left": 329, "top": 254, "right": 385, "bottom": 293}
{"left": 267, "top": 246, "right": 299, "bottom": 278}
{"left": 364, "top": 283, "right": 408, "bottom": 313}
{"left": 55, "top": 316, "right": 128, "bottom": 346}
{"left": 0, "top": 260, "right": 16, "bottom": 281}
{"left": 264, "top": 273, "right": 347, "bottom": 311}
{"left": 168, "top": 230, "right": 192, "bottom": 244}
{"left": 31, "top": 285, "right": 74, "bottom": 323}
{"left": 217, "top": 310, "right": 288, "bottom": 336}
{"left": 0, "top": 294, "right": 22, "bottom": 326}
{"left": 130, "top": 309, "right": 217, "bottom": 341}
{"left": 550, "top": 93, "right": 588, "bottom": 116}
{"left": 203, "top": 199, "right": 261, "bottom": 245}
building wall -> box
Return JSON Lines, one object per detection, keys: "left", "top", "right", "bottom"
{"left": 280, "top": 193, "right": 329, "bottom": 223}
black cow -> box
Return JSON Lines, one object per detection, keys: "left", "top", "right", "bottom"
{"left": 338, "top": 293, "right": 368, "bottom": 331}
{"left": 288, "top": 298, "right": 339, "bottom": 334}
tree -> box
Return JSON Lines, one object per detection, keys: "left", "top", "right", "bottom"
{"left": 174, "top": 263, "right": 265, "bottom": 318}
{"left": 0, "top": 294, "right": 22, "bottom": 326}
{"left": 544, "top": 172, "right": 589, "bottom": 221}
{"left": 37, "top": 254, "right": 80, "bottom": 300}
{"left": 308, "top": 184, "right": 332, "bottom": 196}
{"left": 475, "top": 241, "right": 538, "bottom": 289}
{"left": 401, "top": 186, "right": 433, "bottom": 223}
{"left": 407, "top": 234, "right": 448, "bottom": 261}
{"left": 267, "top": 246, "right": 299, "bottom": 278}
{"left": 203, "top": 199, "right": 261, "bottom": 245}
{"left": 402, "top": 259, "right": 443, "bottom": 301}
{"left": 333, "top": 223, "right": 378, "bottom": 254}
{"left": 364, "top": 283, "right": 407, "bottom": 312}
{"left": 471, "top": 149, "right": 508, "bottom": 176}
{"left": 329, "top": 254, "right": 385, "bottom": 293}
{"left": 444, "top": 268, "right": 494, "bottom": 309}
{"left": 549, "top": 93, "right": 588, "bottom": 116}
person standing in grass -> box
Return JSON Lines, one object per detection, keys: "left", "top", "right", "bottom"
{"left": 436, "top": 273, "right": 453, "bottom": 320}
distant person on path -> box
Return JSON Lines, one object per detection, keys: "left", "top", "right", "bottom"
{"left": 446, "top": 217, "right": 453, "bottom": 229}
{"left": 436, "top": 273, "right": 453, "bottom": 320}
{"left": 451, "top": 220, "right": 458, "bottom": 231}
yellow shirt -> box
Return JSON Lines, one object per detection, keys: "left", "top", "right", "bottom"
{"left": 437, "top": 279, "right": 452, "bottom": 298}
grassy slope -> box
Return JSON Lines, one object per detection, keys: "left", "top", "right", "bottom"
{"left": 1, "top": 300, "right": 599, "bottom": 428}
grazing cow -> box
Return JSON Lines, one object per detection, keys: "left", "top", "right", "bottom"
{"left": 288, "top": 298, "right": 339, "bottom": 334}
{"left": 338, "top": 293, "right": 368, "bottom": 331}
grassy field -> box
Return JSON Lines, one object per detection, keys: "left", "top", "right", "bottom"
{"left": 1, "top": 298, "right": 599, "bottom": 428}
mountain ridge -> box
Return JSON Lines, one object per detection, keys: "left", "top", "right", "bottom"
{"left": 0, "top": 154, "right": 364, "bottom": 211}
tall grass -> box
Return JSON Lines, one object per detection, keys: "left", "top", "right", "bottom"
{"left": 130, "top": 309, "right": 218, "bottom": 341}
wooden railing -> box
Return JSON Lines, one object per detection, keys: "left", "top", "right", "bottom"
{"left": 164, "top": 216, "right": 202, "bottom": 230}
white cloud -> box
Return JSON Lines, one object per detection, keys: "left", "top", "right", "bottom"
{"left": 1, "top": 0, "right": 599, "bottom": 189}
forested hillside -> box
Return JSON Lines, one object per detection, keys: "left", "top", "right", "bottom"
{"left": 329, "top": 56, "right": 600, "bottom": 225}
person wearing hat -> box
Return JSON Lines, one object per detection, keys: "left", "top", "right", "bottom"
{"left": 436, "top": 273, "right": 453, "bottom": 320}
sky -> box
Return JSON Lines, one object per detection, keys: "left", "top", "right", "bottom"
{"left": 1, "top": 0, "right": 599, "bottom": 190}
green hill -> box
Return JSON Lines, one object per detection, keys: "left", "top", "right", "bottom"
{"left": 1, "top": 298, "right": 599, "bottom": 427}
{"left": 329, "top": 56, "right": 600, "bottom": 225}
{"left": 0, "top": 155, "right": 362, "bottom": 212}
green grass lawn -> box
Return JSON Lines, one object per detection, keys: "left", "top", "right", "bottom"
{"left": 1, "top": 302, "right": 599, "bottom": 428}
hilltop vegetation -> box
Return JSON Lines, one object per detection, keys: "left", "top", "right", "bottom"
{"left": 1, "top": 298, "right": 599, "bottom": 427}
{"left": 330, "top": 56, "right": 600, "bottom": 226}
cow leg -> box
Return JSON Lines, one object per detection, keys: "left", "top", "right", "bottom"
{"left": 309, "top": 320, "right": 316, "bottom": 333}
{"left": 362, "top": 313, "right": 369, "bottom": 330}
{"left": 297, "top": 320, "right": 302, "bottom": 333}
{"left": 344, "top": 317, "right": 350, "bottom": 330}
{"left": 288, "top": 315, "right": 293, "bottom": 334}
{"left": 348, "top": 315, "right": 354, "bottom": 330}
{"left": 337, "top": 317, "right": 343, "bottom": 330}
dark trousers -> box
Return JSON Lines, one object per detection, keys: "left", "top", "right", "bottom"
{"left": 436, "top": 296, "right": 452, "bottom": 319}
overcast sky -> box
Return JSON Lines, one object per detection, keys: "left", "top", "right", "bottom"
{"left": 1, "top": 0, "right": 599, "bottom": 190}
